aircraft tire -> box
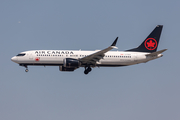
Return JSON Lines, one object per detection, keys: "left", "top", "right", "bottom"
{"left": 87, "top": 67, "right": 92, "bottom": 72}
{"left": 25, "top": 69, "right": 29, "bottom": 72}
{"left": 84, "top": 70, "right": 89, "bottom": 75}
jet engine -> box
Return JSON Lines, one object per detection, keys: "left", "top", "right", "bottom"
{"left": 63, "top": 58, "right": 80, "bottom": 68}
{"left": 59, "top": 58, "right": 80, "bottom": 71}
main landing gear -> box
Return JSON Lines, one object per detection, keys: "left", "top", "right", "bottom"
{"left": 84, "top": 67, "right": 92, "bottom": 75}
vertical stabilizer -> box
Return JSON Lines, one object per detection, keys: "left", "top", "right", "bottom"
{"left": 127, "top": 25, "right": 163, "bottom": 53}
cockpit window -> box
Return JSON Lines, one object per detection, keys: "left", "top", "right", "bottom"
{"left": 16, "top": 53, "right": 26, "bottom": 56}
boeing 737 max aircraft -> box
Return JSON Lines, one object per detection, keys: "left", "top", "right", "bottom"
{"left": 11, "top": 25, "right": 167, "bottom": 74}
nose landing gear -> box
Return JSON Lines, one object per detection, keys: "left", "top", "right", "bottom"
{"left": 84, "top": 67, "right": 92, "bottom": 75}
{"left": 22, "top": 65, "right": 29, "bottom": 72}
{"left": 25, "top": 69, "right": 29, "bottom": 72}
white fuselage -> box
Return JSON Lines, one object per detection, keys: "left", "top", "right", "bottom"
{"left": 11, "top": 50, "right": 163, "bottom": 67}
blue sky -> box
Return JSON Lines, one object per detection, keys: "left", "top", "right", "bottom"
{"left": 0, "top": 0, "right": 180, "bottom": 120}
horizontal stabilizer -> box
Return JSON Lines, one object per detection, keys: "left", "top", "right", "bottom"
{"left": 146, "top": 49, "right": 167, "bottom": 56}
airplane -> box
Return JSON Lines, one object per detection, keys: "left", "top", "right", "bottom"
{"left": 11, "top": 25, "right": 167, "bottom": 75}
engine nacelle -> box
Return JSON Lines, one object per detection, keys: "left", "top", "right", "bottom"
{"left": 59, "top": 66, "right": 75, "bottom": 71}
{"left": 63, "top": 58, "right": 80, "bottom": 68}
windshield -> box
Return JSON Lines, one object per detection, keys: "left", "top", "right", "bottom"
{"left": 16, "top": 53, "right": 26, "bottom": 56}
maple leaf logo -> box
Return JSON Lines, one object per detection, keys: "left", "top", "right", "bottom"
{"left": 144, "top": 38, "right": 157, "bottom": 50}
{"left": 147, "top": 40, "right": 155, "bottom": 47}
{"left": 35, "top": 57, "right": 40, "bottom": 61}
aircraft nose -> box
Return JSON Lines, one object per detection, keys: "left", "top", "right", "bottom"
{"left": 11, "top": 56, "right": 17, "bottom": 62}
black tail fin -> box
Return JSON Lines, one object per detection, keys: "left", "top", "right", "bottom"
{"left": 127, "top": 25, "right": 163, "bottom": 53}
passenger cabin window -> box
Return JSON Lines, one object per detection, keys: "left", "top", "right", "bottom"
{"left": 16, "top": 53, "right": 26, "bottom": 56}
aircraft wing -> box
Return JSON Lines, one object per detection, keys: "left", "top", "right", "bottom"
{"left": 79, "top": 37, "right": 118, "bottom": 65}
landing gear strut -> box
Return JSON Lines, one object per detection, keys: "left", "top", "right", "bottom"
{"left": 84, "top": 67, "right": 92, "bottom": 75}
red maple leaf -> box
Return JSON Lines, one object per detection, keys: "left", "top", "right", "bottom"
{"left": 147, "top": 40, "right": 155, "bottom": 47}
{"left": 35, "top": 57, "right": 40, "bottom": 61}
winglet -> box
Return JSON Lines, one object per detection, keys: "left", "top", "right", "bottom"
{"left": 111, "top": 37, "right": 118, "bottom": 46}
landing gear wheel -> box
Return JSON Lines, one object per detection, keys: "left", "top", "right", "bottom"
{"left": 84, "top": 70, "right": 89, "bottom": 74}
{"left": 25, "top": 69, "right": 29, "bottom": 72}
{"left": 87, "top": 67, "right": 92, "bottom": 72}
{"left": 84, "top": 67, "right": 92, "bottom": 75}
